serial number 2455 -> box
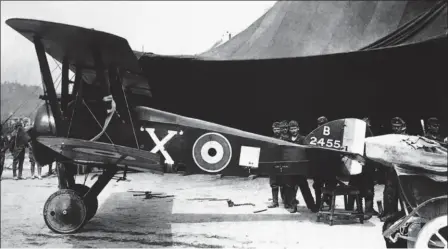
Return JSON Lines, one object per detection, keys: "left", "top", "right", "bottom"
{"left": 309, "top": 137, "right": 342, "bottom": 149}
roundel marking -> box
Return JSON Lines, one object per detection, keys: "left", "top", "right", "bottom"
{"left": 192, "top": 132, "right": 232, "bottom": 173}
{"left": 72, "top": 148, "right": 136, "bottom": 161}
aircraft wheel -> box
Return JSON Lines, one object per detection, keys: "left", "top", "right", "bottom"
{"left": 43, "top": 189, "right": 87, "bottom": 234}
{"left": 71, "top": 184, "right": 98, "bottom": 221}
{"left": 414, "top": 215, "right": 448, "bottom": 249}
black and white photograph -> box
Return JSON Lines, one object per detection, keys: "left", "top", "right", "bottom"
{"left": 1, "top": 1, "right": 447, "bottom": 248}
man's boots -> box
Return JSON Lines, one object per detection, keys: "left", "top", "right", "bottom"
{"left": 293, "top": 186, "right": 299, "bottom": 205}
{"left": 364, "top": 198, "right": 375, "bottom": 220}
{"left": 280, "top": 187, "right": 286, "bottom": 204}
{"left": 268, "top": 187, "right": 279, "bottom": 208}
{"left": 285, "top": 186, "right": 297, "bottom": 213}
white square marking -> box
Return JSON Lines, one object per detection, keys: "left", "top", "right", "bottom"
{"left": 239, "top": 146, "right": 261, "bottom": 168}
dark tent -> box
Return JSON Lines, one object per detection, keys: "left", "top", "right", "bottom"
{"left": 135, "top": 1, "right": 447, "bottom": 137}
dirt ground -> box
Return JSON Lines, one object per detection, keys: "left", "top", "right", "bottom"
{"left": 1, "top": 158, "right": 387, "bottom": 248}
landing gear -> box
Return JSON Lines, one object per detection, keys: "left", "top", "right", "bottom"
{"left": 43, "top": 189, "right": 87, "bottom": 234}
{"left": 71, "top": 184, "right": 98, "bottom": 221}
{"left": 43, "top": 165, "right": 117, "bottom": 234}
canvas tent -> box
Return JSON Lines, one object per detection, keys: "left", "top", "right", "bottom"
{"left": 136, "top": 1, "right": 447, "bottom": 136}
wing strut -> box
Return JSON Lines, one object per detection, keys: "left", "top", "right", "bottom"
{"left": 61, "top": 57, "right": 69, "bottom": 112}
{"left": 67, "top": 66, "right": 84, "bottom": 137}
{"left": 33, "top": 36, "right": 63, "bottom": 136}
{"left": 117, "top": 68, "right": 140, "bottom": 149}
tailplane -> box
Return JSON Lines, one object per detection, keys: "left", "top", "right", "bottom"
{"left": 303, "top": 118, "right": 367, "bottom": 175}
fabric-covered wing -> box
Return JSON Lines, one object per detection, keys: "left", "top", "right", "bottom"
{"left": 6, "top": 18, "right": 140, "bottom": 72}
{"left": 37, "top": 136, "right": 164, "bottom": 174}
{"left": 365, "top": 134, "right": 447, "bottom": 182}
{"left": 6, "top": 18, "right": 151, "bottom": 97}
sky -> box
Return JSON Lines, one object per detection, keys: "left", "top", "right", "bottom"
{"left": 1, "top": 1, "right": 276, "bottom": 87}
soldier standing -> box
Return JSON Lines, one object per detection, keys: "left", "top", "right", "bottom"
{"left": 0, "top": 124, "right": 9, "bottom": 180}
{"left": 268, "top": 122, "right": 282, "bottom": 208}
{"left": 380, "top": 117, "right": 406, "bottom": 221}
{"left": 28, "top": 141, "right": 42, "bottom": 179}
{"left": 425, "top": 117, "right": 444, "bottom": 142}
{"left": 286, "top": 120, "right": 317, "bottom": 213}
{"left": 9, "top": 122, "right": 30, "bottom": 180}
{"left": 279, "top": 120, "right": 290, "bottom": 141}
{"left": 278, "top": 121, "right": 290, "bottom": 206}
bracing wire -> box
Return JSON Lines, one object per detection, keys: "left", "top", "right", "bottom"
{"left": 118, "top": 70, "right": 140, "bottom": 149}
{"left": 1, "top": 63, "right": 60, "bottom": 126}
{"left": 82, "top": 99, "right": 114, "bottom": 144}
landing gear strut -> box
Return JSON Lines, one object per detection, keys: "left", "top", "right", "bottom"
{"left": 43, "top": 164, "right": 117, "bottom": 234}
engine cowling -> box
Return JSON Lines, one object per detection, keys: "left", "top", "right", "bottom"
{"left": 30, "top": 104, "right": 57, "bottom": 166}
{"left": 34, "top": 104, "right": 57, "bottom": 137}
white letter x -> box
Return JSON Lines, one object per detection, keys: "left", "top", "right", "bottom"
{"left": 144, "top": 128, "right": 177, "bottom": 165}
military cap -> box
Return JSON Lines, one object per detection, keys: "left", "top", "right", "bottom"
{"left": 272, "top": 122, "right": 280, "bottom": 128}
{"left": 317, "top": 116, "right": 328, "bottom": 124}
{"left": 279, "top": 120, "right": 288, "bottom": 128}
{"left": 289, "top": 120, "right": 299, "bottom": 127}
{"left": 427, "top": 117, "right": 440, "bottom": 126}
{"left": 391, "top": 117, "right": 405, "bottom": 126}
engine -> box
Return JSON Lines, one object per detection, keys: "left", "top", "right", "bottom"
{"left": 30, "top": 104, "right": 57, "bottom": 166}
{"left": 33, "top": 104, "right": 57, "bottom": 136}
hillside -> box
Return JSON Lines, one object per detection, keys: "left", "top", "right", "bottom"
{"left": 1, "top": 81, "right": 44, "bottom": 122}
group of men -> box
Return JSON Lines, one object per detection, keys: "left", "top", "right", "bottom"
{"left": 268, "top": 117, "right": 329, "bottom": 214}
{"left": 380, "top": 116, "right": 446, "bottom": 222}
{"left": 0, "top": 121, "right": 54, "bottom": 181}
{"left": 266, "top": 116, "right": 446, "bottom": 220}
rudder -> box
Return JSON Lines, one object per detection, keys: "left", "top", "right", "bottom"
{"left": 303, "top": 118, "right": 367, "bottom": 175}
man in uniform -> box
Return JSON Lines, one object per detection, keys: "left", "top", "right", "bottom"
{"left": 279, "top": 120, "right": 290, "bottom": 141}
{"left": 0, "top": 124, "right": 9, "bottom": 180}
{"left": 9, "top": 122, "right": 30, "bottom": 180}
{"left": 268, "top": 121, "right": 284, "bottom": 208}
{"left": 278, "top": 120, "right": 290, "bottom": 205}
{"left": 312, "top": 116, "right": 337, "bottom": 209}
{"left": 380, "top": 117, "right": 406, "bottom": 221}
{"left": 286, "top": 120, "right": 317, "bottom": 213}
{"left": 272, "top": 121, "right": 281, "bottom": 139}
{"left": 28, "top": 141, "right": 42, "bottom": 179}
{"left": 425, "top": 117, "right": 444, "bottom": 142}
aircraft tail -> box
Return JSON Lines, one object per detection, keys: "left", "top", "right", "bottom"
{"left": 303, "top": 118, "right": 367, "bottom": 175}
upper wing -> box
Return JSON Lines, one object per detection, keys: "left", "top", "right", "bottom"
{"left": 37, "top": 136, "right": 164, "bottom": 174}
{"left": 6, "top": 18, "right": 140, "bottom": 72}
{"left": 6, "top": 18, "right": 151, "bottom": 97}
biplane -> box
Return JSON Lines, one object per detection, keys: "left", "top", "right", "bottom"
{"left": 5, "top": 18, "right": 367, "bottom": 234}
{"left": 6, "top": 18, "right": 447, "bottom": 247}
